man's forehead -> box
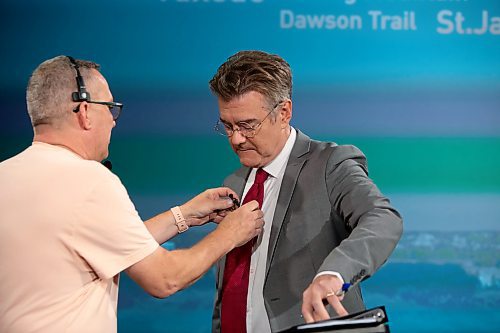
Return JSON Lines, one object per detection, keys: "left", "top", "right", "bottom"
{"left": 92, "top": 70, "right": 108, "bottom": 88}
{"left": 218, "top": 107, "right": 266, "bottom": 124}
{"left": 88, "top": 70, "right": 113, "bottom": 100}
{"left": 218, "top": 92, "right": 269, "bottom": 121}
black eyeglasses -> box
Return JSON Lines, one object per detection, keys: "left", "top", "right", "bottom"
{"left": 73, "top": 101, "right": 123, "bottom": 121}
{"left": 214, "top": 101, "right": 283, "bottom": 138}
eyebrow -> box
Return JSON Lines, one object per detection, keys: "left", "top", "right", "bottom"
{"left": 220, "top": 118, "right": 259, "bottom": 126}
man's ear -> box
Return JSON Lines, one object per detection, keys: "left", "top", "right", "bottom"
{"left": 280, "top": 99, "right": 292, "bottom": 128}
{"left": 75, "top": 102, "right": 92, "bottom": 130}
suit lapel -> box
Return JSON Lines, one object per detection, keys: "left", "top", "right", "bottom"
{"left": 265, "top": 130, "right": 311, "bottom": 277}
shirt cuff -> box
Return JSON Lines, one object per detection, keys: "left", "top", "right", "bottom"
{"left": 314, "top": 271, "right": 345, "bottom": 284}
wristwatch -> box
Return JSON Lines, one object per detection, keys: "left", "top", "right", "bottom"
{"left": 171, "top": 206, "right": 189, "bottom": 233}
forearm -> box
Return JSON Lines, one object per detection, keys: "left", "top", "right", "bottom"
{"left": 144, "top": 204, "right": 203, "bottom": 244}
{"left": 319, "top": 208, "right": 402, "bottom": 280}
{"left": 127, "top": 226, "right": 235, "bottom": 298}
{"left": 127, "top": 197, "right": 262, "bottom": 299}
{"left": 159, "top": 228, "right": 235, "bottom": 293}
{"left": 144, "top": 210, "right": 179, "bottom": 244}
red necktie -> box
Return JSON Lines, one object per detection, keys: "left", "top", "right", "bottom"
{"left": 221, "top": 168, "right": 269, "bottom": 333}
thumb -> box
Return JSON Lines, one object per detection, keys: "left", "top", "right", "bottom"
{"left": 212, "top": 197, "right": 234, "bottom": 210}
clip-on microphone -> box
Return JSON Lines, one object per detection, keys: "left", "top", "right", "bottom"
{"left": 102, "top": 160, "right": 113, "bottom": 170}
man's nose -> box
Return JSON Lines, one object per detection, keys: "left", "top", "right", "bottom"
{"left": 230, "top": 130, "right": 247, "bottom": 146}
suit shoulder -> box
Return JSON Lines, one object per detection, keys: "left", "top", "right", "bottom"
{"left": 331, "top": 144, "right": 366, "bottom": 161}
{"left": 311, "top": 140, "right": 365, "bottom": 160}
{"left": 316, "top": 142, "right": 368, "bottom": 171}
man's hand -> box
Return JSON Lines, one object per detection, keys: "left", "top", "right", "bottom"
{"left": 302, "top": 275, "right": 348, "bottom": 323}
{"left": 216, "top": 200, "right": 264, "bottom": 247}
{"left": 180, "top": 187, "right": 240, "bottom": 227}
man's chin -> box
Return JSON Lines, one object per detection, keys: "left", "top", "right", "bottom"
{"left": 237, "top": 152, "right": 261, "bottom": 168}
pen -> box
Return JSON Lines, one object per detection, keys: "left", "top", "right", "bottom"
{"left": 335, "top": 283, "right": 351, "bottom": 296}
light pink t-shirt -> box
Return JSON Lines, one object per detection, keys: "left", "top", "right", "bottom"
{"left": 0, "top": 142, "right": 159, "bottom": 333}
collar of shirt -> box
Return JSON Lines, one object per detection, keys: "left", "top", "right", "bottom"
{"left": 248, "top": 127, "right": 297, "bottom": 182}
{"left": 32, "top": 141, "right": 84, "bottom": 160}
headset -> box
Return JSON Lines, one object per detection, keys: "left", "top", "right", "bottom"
{"left": 67, "top": 56, "right": 91, "bottom": 102}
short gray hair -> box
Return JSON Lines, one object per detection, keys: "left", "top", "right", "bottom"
{"left": 209, "top": 50, "right": 292, "bottom": 111}
{"left": 26, "top": 56, "right": 100, "bottom": 127}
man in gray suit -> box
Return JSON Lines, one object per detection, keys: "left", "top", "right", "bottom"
{"left": 209, "top": 50, "right": 403, "bottom": 333}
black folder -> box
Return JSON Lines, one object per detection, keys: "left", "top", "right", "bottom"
{"left": 278, "top": 306, "right": 389, "bottom": 333}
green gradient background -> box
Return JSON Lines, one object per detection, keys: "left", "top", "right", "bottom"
{"left": 4, "top": 136, "right": 499, "bottom": 193}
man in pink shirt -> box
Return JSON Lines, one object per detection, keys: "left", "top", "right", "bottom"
{"left": 0, "top": 55, "right": 264, "bottom": 333}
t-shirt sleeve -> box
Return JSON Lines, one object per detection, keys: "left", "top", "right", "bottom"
{"left": 73, "top": 171, "right": 159, "bottom": 280}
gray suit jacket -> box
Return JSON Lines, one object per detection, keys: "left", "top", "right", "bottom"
{"left": 212, "top": 130, "right": 403, "bottom": 332}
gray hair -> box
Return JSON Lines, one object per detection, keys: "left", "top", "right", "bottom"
{"left": 209, "top": 50, "right": 292, "bottom": 112}
{"left": 26, "top": 55, "right": 100, "bottom": 127}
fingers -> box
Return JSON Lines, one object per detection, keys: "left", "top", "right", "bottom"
{"left": 253, "top": 216, "right": 265, "bottom": 236}
{"left": 302, "top": 288, "right": 331, "bottom": 323}
{"left": 242, "top": 202, "right": 264, "bottom": 237}
{"left": 302, "top": 305, "right": 314, "bottom": 324}
{"left": 206, "top": 189, "right": 261, "bottom": 215}
{"left": 219, "top": 201, "right": 265, "bottom": 247}
{"left": 325, "top": 294, "right": 348, "bottom": 317}
{"left": 207, "top": 187, "right": 241, "bottom": 212}
{"left": 313, "top": 300, "right": 331, "bottom": 322}
{"left": 211, "top": 209, "right": 228, "bottom": 224}
{"left": 209, "top": 187, "right": 240, "bottom": 202}
{"left": 301, "top": 275, "right": 348, "bottom": 323}
{"left": 241, "top": 200, "right": 260, "bottom": 211}
{"left": 238, "top": 203, "right": 264, "bottom": 233}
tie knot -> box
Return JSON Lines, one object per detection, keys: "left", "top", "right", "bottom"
{"left": 254, "top": 168, "right": 269, "bottom": 184}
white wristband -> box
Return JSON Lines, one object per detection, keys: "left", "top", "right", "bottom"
{"left": 171, "top": 206, "right": 189, "bottom": 233}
